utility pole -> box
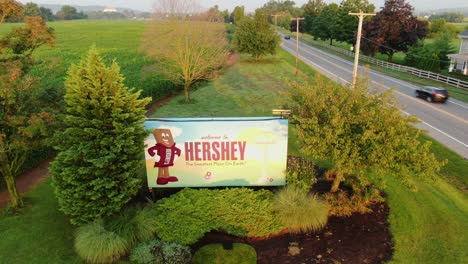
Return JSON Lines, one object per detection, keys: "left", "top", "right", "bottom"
{"left": 271, "top": 14, "right": 280, "bottom": 26}
{"left": 349, "top": 10, "right": 375, "bottom": 88}
{"left": 271, "top": 12, "right": 286, "bottom": 26}
{"left": 291, "top": 17, "right": 304, "bottom": 77}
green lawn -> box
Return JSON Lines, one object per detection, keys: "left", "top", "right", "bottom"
{"left": 293, "top": 32, "right": 468, "bottom": 102}
{"left": 152, "top": 45, "right": 468, "bottom": 264}
{"left": 0, "top": 20, "right": 174, "bottom": 100}
{"left": 0, "top": 179, "right": 81, "bottom": 264}
{"left": 279, "top": 28, "right": 468, "bottom": 102}
{"left": 0, "top": 21, "right": 467, "bottom": 264}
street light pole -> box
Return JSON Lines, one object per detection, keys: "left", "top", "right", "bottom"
{"left": 349, "top": 10, "right": 375, "bottom": 88}
{"left": 291, "top": 17, "right": 304, "bottom": 77}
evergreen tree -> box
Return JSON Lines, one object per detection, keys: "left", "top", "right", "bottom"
{"left": 51, "top": 47, "right": 150, "bottom": 225}
{"left": 233, "top": 10, "right": 280, "bottom": 60}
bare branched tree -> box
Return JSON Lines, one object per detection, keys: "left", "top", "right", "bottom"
{"left": 153, "top": 0, "right": 203, "bottom": 20}
{"left": 141, "top": 20, "right": 228, "bottom": 102}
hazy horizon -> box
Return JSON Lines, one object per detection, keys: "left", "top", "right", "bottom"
{"left": 18, "top": 0, "right": 468, "bottom": 13}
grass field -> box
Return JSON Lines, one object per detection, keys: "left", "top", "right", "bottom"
{"left": 285, "top": 30, "right": 468, "bottom": 103}
{"left": 0, "top": 20, "right": 467, "bottom": 264}
{"left": 279, "top": 28, "right": 468, "bottom": 103}
{"left": 0, "top": 20, "right": 176, "bottom": 100}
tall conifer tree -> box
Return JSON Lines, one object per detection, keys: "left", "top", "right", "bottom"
{"left": 51, "top": 47, "right": 150, "bottom": 225}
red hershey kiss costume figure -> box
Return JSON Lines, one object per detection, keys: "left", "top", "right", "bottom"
{"left": 148, "top": 128, "right": 181, "bottom": 185}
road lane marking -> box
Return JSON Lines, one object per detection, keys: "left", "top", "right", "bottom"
{"left": 292, "top": 39, "right": 468, "bottom": 111}
{"left": 281, "top": 43, "right": 468, "bottom": 150}
{"left": 283, "top": 42, "right": 468, "bottom": 124}
{"left": 401, "top": 110, "right": 468, "bottom": 149}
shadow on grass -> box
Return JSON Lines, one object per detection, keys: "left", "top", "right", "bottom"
{"left": 241, "top": 57, "right": 282, "bottom": 64}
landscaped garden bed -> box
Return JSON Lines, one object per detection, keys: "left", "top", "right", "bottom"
{"left": 193, "top": 202, "right": 392, "bottom": 264}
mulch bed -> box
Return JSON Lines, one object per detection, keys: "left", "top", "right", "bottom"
{"left": 192, "top": 202, "right": 393, "bottom": 264}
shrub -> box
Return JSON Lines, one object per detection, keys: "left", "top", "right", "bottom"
{"left": 74, "top": 206, "right": 157, "bottom": 263}
{"left": 212, "top": 188, "right": 284, "bottom": 238}
{"left": 130, "top": 239, "right": 191, "bottom": 264}
{"left": 325, "top": 188, "right": 384, "bottom": 217}
{"left": 151, "top": 188, "right": 284, "bottom": 245}
{"left": 51, "top": 47, "right": 150, "bottom": 225}
{"left": 288, "top": 76, "right": 445, "bottom": 214}
{"left": 274, "top": 186, "right": 329, "bottom": 233}
{"left": 192, "top": 243, "right": 256, "bottom": 264}
{"left": 287, "top": 156, "right": 317, "bottom": 192}
{"left": 74, "top": 221, "right": 130, "bottom": 264}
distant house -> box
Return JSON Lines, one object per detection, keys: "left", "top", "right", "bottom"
{"left": 103, "top": 7, "right": 117, "bottom": 13}
{"left": 448, "top": 30, "right": 468, "bottom": 75}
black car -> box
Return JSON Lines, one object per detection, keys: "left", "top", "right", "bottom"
{"left": 415, "top": 86, "right": 449, "bottom": 103}
{"left": 284, "top": 35, "right": 291, "bottom": 40}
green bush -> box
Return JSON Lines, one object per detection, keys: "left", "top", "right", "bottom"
{"left": 75, "top": 221, "right": 130, "bottom": 264}
{"left": 151, "top": 188, "right": 284, "bottom": 245}
{"left": 274, "top": 186, "right": 329, "bottom": 233}
{"left": 192, "top": 243, "right": 256, "bottom": 264}
{"left": 130, "top": 239, "right": 191, "bottom": 264}
{"left": 287, "top": 156, "right": 316, "bottom": 192}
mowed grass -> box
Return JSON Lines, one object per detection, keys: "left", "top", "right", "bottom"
{"left": 0, "top": 20, "right": 467, "bottom": 264}
{"left": 153, "top": 45, "right": 468, "bottom": 263}
{"left": 152, "top": 50, "right": 315, "bottom": 118}
{"left": 0, "top": 179, "right": 81, "bottom": 264}
{"left": 277, "top": 28, "right": 468, "bottom": 102}
{"left": 0, "top": 20, "right": 172, "bottom": 100}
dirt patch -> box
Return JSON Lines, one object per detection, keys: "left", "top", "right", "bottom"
{"left": 0, "top": 159, "right": 51, "bottom": 208}
{"left": 226, "top": 53, "right": 240, "bottom": 67}
{"left": 192, "top": 202, "right": 393, "bottom": 264}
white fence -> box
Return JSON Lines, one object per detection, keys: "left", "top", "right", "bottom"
{"left": 300, "top": 37, "right": 468, "bottom": 90}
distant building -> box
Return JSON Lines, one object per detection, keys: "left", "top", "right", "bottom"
{"left": 103, "top": 7, "right": 117, "bottom": 13}
{"left": 448, "top": 30, "right": 468, "bottom": 75}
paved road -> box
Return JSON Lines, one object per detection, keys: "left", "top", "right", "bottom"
{"left": 281, "top": 35, "right": 468, "bottom": 159}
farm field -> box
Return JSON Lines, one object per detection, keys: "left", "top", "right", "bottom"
{"left": 0, "top": 20, "right": 467, "bottom": 264}
{"left": 0, "top": 20, "right": 176, "bottom": 101}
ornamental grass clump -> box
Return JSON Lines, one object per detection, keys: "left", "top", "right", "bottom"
{"left": 74, "top": 221, "right": 129, "bottom": 264}
{"left": 74, "top": 206, "right": 157, "bottom": 263}
{"left": 274, "top": 186, "right": 329, "bottom": 234}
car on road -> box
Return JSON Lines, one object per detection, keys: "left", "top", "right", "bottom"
{"left": 284, "top": 35, "right": 291, "bottom": 40}
{"left": 415, "top": 86, "right": 449, "bottom": 103}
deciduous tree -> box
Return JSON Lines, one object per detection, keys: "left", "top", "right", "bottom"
{"left": 310, "top": 3, "right": 340, "bottom": 45}
{"left": 56, "top": 5, "right": 87, "bottom": 20}
{"left": 234, "top": 10, "right": 280, "bottom": 60}
{"left": 0, "top": 0, "right": 23, "bottom": 23}
{"left": 51, "top": 47, "right": 150, "bottom": 225}
{"left": 142, "top": 21, "right": 228, "bottom": 102}
{"left": 303, "top": 0, "right": 325, "bottom": 35}
{"left": 361, "top": 0, "right": 428, "bottom": 62}
{"left": 288, "top": 77, "right": 445, "bottom": 213}
{"left": 153, "top": 0, "right": 202, "bottom": 20}
{"left": 231, "top": 5, "right": 244, "bottom": 25}
{"left": 0, "top": 5, "right": 55, "bottom": 209}
{"left": 335, "top": 0, "right": 375, "bottom": 44}
{"left": 23, "top": 2, "right": 40, "bottom": 17}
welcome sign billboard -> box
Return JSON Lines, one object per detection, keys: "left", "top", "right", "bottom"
{"left": 144, "top": 117, "right": 288, "bottom": 188}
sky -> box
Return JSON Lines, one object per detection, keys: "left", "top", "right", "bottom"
{"left": 20, "top": 0, "right": 468, "bottom": 13}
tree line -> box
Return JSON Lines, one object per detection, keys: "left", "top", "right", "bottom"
{"left": 2, "top": 1, "right": 87, "bottom": 22}
{"left": 256, "top": 0, "right": 460, "bottom": 73}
